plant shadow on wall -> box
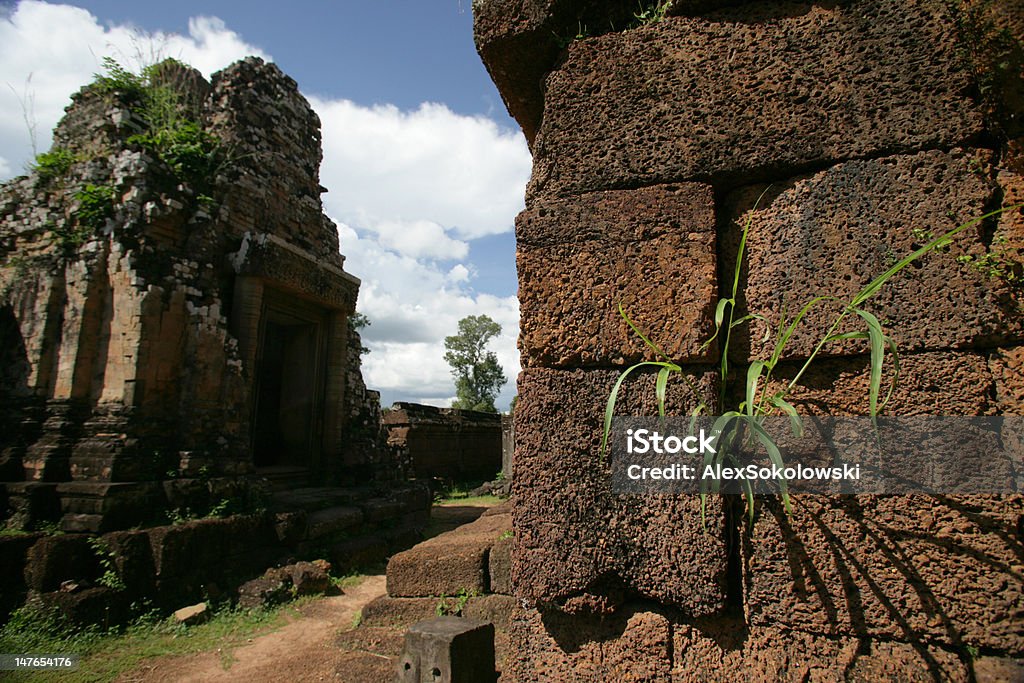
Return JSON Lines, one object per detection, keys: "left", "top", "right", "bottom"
{"left": 601, "top": 193, "right": 1024, "bottom": 661}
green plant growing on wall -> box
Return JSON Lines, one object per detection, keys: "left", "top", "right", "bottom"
{"left": 603, "top": 193, "right": 1020, "bottom": 523}
{"left": 87, "top": 536, "right": 126, "bottom": 591}
{"left": 435, "top": 588, "right": 476, "bottom": 617}
{"left": 93, "top": 57, "right": 225, "bottom": 193}
{"left": 956, "top": 234, "right": 1023, "bottom": 287}
{"left": 74, "top": 184, "right": 116, "bottom": 230}
{"left": 633, "top": 0, "right": 673, "bottom": 26}
{"left": 31, "top": 147, "right": 77, "bottom": 184}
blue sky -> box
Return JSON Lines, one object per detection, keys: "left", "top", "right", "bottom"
{"left": 0, "top": 0, "right": 529, "bottom": 410}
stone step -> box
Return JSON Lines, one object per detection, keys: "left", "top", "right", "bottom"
{"left": 386, "top": 511, "right": 511, "bottom": 597}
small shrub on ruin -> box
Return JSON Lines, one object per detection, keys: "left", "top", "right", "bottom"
{"left": 31, "top": 147, "right": 77, "bottom": 184}
{"left": 73, "top": 183, "right": 116, "bottom": 232}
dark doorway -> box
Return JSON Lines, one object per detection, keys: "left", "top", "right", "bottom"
{"left": 252, "top": 300, "right": 326, "bottom": 469}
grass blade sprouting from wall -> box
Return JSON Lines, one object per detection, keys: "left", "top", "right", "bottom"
{"left": 602, "top": 199, "right": 1022, "bottom": 526}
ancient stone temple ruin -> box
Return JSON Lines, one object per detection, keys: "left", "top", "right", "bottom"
{"left": 476, "top": 0, "right": 1024, "bottom": 679}
{"left": 0, "top": 58, "right": 388, "bottom": 533}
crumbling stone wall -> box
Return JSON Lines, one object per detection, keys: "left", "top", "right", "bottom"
{"left": 477, "top": 0, "right": 1024, "bottom": 679}
{"left": 0, "top": 58, "right": 389, "bottom": 532}
{"left": 383, "top": 403, "right": 503, "bottom": 482}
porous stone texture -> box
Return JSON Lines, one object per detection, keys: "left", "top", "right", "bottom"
{"left": 506, "top": 604, "right": 675, "bottom": 682}
{"left": 727, "top": 149, "right": 1022, "bottom": 362}
{"left": 0, "top": 57, "right": 392, "bottom": 533}
{"left": 528, "top": 0, "right": 985, "bottom": 199}
{"left": 765, "top": 350, "right": 1002, "bottom": 417}
{"left": 743, "top": 495, "right": 1024, "bottom": 655}
{"left": 513, "top": 367, "right": 726, "bottom": 615}
{"left": 517, "top": 183, "right": 717, "bottom": 367}
{"left": 475, "top": 0, "right": 1024, "bottom": 677}
{"left": 387, "top": 512, "right": 510, "bottom": 598}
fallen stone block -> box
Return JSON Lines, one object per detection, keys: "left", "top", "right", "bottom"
{"left": 173, "top": 602, "right": 208, "bottom": 626}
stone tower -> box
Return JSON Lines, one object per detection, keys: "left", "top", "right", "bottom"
{"left": 0, "top": 58, "right": 385, "bottom": 532}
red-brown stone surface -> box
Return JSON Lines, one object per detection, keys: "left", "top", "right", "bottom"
{"left": 726, "top": 150, "right": 1023, "bottom": 363}
{"left": 743, "top": 495, "right": 1024, "bottom": 655}
{"left": 529, "top": 0, "right": 984, "bottom": 199}
{"left": 506, "top": 604, "right": 674, "bottom": 682}
{"left": 386, "top": 512, "right": 509, "bottom": 598}
{"left": 765, "top": 350, "right": 1000, "bottom": 417}
{"left": 517, "top": 183, "right": 717, "bottom": 367}
{"left": 513, "top": 367, "right": 727, "bottom": 615}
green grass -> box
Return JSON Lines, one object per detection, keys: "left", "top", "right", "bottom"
{"left": 0, "top": 589, "right": 349, "bottom": 683}
{"left": 604, "top": 196, "right": 1023, "bottom": 523}
{"left": 435, "top": 494, "right": 502, "bottom": 507}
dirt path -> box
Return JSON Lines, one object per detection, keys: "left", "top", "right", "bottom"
{"left": 119, "top": 575, "right": 389, "bottom": 683}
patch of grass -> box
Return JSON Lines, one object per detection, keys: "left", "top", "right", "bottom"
{"left": 329, "top": 565, "right": 383, "bottom": 592}
{"left": 498, "top": 529, "right": 513, "bottom": 541}
{"left": 435, "top": 494, "right": 502, "bottom": 507}
{"left": 632, "top": 0, "right": 673, "bottom": 26}
{"left": 0, "top": 598, "right": 301, "bottom": 682}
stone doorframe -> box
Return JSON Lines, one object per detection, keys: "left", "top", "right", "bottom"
{"left": 229, "top": 232, "right": 360, "bottom": 475}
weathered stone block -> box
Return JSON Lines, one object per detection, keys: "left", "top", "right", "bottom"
{"left": 765, "top": 350, "right": 999, "bottom": 417}
{"left": 743, "top": 495, "right": 1024, "bottom": 654}
{"left": 517, "top": 183, "right": 717, "bottom": 367}
{"left": 362, "top": 594, "right": 516, "bottom": 630}
{"left": 513, "top": 367, "right": 727, "bottom": 615}
{"left": 726, "top": 150, "right": 1022, "bottom": 362}
{"left": 529, "top": 0, "right": 983, "bottom": 198}
{"left": 397, "top": 617, "right": 496, "bottom": 683}
{"left": 387, "top": 513, "right": 509, "bottom": 598}
{"left": 24, "top": 534, "right": 99, "bottom": 592}
{"left": 488, "top": 534, "right": 512, "bottom": 595}
{"left": 329, "top": 536, "right": 388, "bottom": 572}
{"left": 670, "top": 621, "right": 970, "bottom": 682}
{"left": 506, "top": 604, "right": 673, "bottom": 682}
{"left": 304, "top": 506, "right": 362, "bottom": 540}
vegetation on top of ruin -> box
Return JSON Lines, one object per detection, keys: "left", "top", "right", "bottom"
{"left": 91, "top": 56, "right": 225, "bottom": 195}
{"left": 603, "top": 199, "right": 1022, "bottom": 524}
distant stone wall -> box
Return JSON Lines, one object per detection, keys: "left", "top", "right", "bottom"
{"left": 384, "top": 403, "right": 503, "bottom": 482}
{"left": 477, "top": 0, "right": 1024, "bottom": 679}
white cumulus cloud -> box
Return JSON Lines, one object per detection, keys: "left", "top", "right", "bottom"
{"left": 0, "top": 1, "right": 269, "bottom": 179}
{"left": 312, "top": 97, "right": 530, "bottom": 244}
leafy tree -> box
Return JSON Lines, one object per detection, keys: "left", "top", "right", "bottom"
{"left": 348, "top": 312, "right": 371, "bottom": 355}
{"left": 444, "top": 315, "right": 507, "bottom": 413}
